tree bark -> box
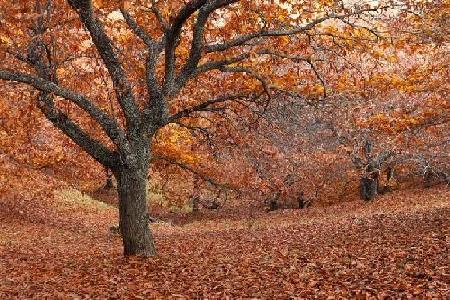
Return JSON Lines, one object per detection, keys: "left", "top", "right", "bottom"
{"left": 115, "top": 142, "right": 156, "bottom": 256}
{"left": 360, "top": 158, "right": 380, "bottom": 201}
{"left": 104, "top": 169, "right": 114, "bottom": 189}
{"left": 360, "top": 177, "right": 378, "bottom": 201}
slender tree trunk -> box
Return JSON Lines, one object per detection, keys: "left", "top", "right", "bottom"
{"left": 360, "top": 177, "right": 378, "bottom": 201}
{"left": 115, "top": 142, "right": 156, "bottom": 256}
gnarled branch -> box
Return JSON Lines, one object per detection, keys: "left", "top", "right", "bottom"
{"left": 38, "top": 93, "right": 119, "bottom": 169}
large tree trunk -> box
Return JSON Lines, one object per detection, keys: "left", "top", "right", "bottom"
{"left": 115, "top": 143, "right": 156, "bottom": 256}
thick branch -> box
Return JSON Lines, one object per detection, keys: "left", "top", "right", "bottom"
{"left": 0, "top": 70, "right": 128, "bottom": 147}
{"left": 37, "top": 93, "right": 119, "bottom": 169}
{"left": 68, "top": 0, "right": 140, "bottom": 130}
{"left": 119, "top": 8, "right": 168, "bottom": 130}
{"left": 170, "top": 0, "right": 209, "bottom": 34}
{"left": 1, "top": 1, "right": 120, "bottom": 170}
{"left": 163, "top": 0, "right": 208, "bottom": 93}
{"left": 175, "top": 0, "right": 240, "bottom": 90}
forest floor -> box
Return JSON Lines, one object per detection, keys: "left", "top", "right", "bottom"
{"left": 0, "top": 185, "right": 449, "bottom": 299}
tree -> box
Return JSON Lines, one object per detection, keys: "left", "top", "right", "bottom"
{"left": 0, "top": 0, "right": 407, "bottom": 256}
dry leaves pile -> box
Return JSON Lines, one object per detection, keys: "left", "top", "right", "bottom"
{"left": 0, "top": 183, "right": 448, "bottom": 299}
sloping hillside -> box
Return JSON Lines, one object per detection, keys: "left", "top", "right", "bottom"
{"left": 1, "top": 180, "right": 448, "bottom": 298}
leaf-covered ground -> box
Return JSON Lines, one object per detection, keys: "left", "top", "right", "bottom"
{"left": 0, "top": 186, "right": 449, "bottom": 299}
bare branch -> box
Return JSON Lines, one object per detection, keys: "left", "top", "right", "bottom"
{"left": 174, "top": 121, "right": 213, "bottom": 142}
{"left": 219, "top": 65, "right": 271, "bottom": 99}
{"left": 174, "top": 48, "right": 321, "bottom": 94}
{"left": 175, "top": 0, "right": 240, "bottom": 87}
{"left": 257, "top": 49, "right": 315, "bottom": 62}
{"left": 120, "top": 8, "right": 155, "bottom": 48}
{"left": 305, "top": 59, "right": 327, "bottom": 98}
{"left": 205, "top": 7, "right": 389, "bottom": 53}
{"left": 196, "top": 52, "right": 250, "bottom": 74}
{"left": 171, "top": 53, "right": 250, "bottom": 94}
{"left": 340, "top": 18, "right": 385, "bottom": 40}
{"left": 168, "top": 93, "right": 248, "bottom": 123}
{"left": 153, "top": 155, "right": 232, "bottom": 190}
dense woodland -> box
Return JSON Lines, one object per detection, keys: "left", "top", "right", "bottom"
{"left": 0, "top": 0, "right": 449, "bottom": 298}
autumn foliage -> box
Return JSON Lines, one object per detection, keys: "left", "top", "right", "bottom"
{"left": 0, "top": 0, "right": 449, "bottom": 297}
{"left": 1, "top": 0, "right": 447, "bottom": 206}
